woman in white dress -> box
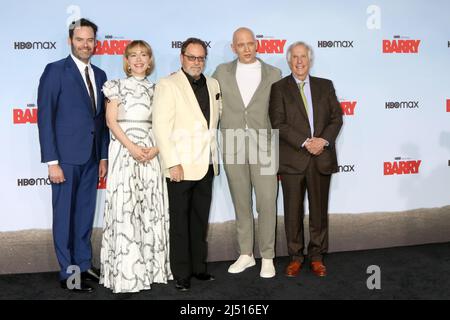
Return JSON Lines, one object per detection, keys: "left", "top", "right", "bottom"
{"left": 100, "top": 40, "right": 172, "bottom": 293}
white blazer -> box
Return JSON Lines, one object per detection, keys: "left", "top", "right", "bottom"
{"left": 153, "top": 70, "right": 221, "bottom": 181}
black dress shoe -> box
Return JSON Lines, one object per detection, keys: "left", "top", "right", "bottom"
{"left": 81, "top": 268, "right": 100, "bottom": 283}
{"left": 175, "top": 278, "right": 191, "bottom": 292}
{"left": 60, "top": 280, "right": 94, "bottom": 293}
{"left": 192, "top": 273, "right": 215, "bottom": 281}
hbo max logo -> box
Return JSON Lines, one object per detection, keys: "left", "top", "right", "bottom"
{"left": 318, "top": 40, "right": 354, "bottom": 48}
{"left": 14, "top": 41, "right": 56, "bottom": 50}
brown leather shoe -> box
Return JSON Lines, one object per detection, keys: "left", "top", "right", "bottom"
{"left": 285, "top": 260, "right": 302, "bottom": 277}
{"left": 311, "top": 261, "right": 327, "bottom": 277}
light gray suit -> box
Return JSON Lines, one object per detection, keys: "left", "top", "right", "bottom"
{"left": 212, "top": 58, "right": 281, "bottom": 259}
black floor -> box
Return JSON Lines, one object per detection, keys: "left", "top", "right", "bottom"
{"left": 1, "top": 242, "right": 449, "bottom": 300}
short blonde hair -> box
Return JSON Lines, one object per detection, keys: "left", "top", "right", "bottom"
{"left": 123, "top": 40, "right": 154, "bottom": 77}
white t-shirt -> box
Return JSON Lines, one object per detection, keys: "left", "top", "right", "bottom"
{"left": 236, "top": 59, "right": 261, "bottom": 108}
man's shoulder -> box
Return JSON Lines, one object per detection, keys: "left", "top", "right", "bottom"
{"left": 91, "top": 63, "right": 107, "bottom": 77}
{"left": 217, "top": 60, "right": 235, "bottom": 69}
{"left": 44, "top": 57, "right": 67, "bottom": 72}
{"left": 39, "top": 58, "right": 70, "bottom": 83}
{"left": 260, "top": 60, "right": 281, "bottom": 74}
{"left": 205, "top": 75, "right": 220, "bottom": 90}
{"left": 213, "top": 60, "right": 234, "bottom": 75}
{"left": 310, "top": 75, "right": 332, "bottom": 83}
{"left": 273, "top": 74, "right": 292, "bottom": 87}
{"left": 157, "top": 71, "right": 181, "bottom": 85}
{"left": 310, "top": 76, "right": 334, "bottom": 88}
{"left": 155, "top": 71, "right": 187, "bottom": 92}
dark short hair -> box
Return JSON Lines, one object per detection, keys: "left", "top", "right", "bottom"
{"left": 181, "top": 37, "right": 208, "bottom": 57}
{"left": 69, "top": 18, "right": 98, "bottom": 39}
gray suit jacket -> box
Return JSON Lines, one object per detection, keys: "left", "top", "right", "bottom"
{"left": 212, "top": 58, "right": 282, "bottom": 154}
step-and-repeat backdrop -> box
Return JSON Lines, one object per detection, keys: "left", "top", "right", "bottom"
{"left": 1, "top": 0, "right": 449, "bottom": 231}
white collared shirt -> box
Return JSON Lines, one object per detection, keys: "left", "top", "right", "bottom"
{"left": 294, "top": 74, "right": 329, "bottom": 149}
{"left": 70, "top": 54, "right": 98, "bottom": 107}
{"left": 293, "top": 74, "right": 314, "bottom": 136}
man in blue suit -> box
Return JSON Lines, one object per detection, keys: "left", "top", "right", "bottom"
{"left": 37, "top": 18, "right": 109, "bottom": 292}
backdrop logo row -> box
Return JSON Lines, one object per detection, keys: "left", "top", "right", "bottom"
{"left": 12, "top": 101, "right": 359, "bottom": 124}
{"left": 15, "top": 159, "right": 425, "bottom": 190}
{"left": 10, "top": 36, "right": 426, "bottom": 54}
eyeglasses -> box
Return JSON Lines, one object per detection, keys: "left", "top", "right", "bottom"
{"left": 183, "top": 54, "right": 206, "bottom": 63}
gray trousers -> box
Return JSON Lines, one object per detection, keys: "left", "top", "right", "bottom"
{"left": 223, "top": 137, "right": 278, "bottom": 259}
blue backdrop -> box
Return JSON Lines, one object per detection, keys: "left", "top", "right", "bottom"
{"left": 1, "top": 0, "right": 449, "bottom": 231}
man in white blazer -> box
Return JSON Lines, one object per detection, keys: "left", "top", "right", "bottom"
{"left": 153, "top": 38, "right": 220, "bottom": 292}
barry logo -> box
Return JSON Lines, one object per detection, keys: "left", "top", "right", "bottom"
{"left": 256, "top": 35, "right": 286, "bottom": 54}
{"left": 97, "top": 177, "right": 107, "bottom": 189}
{"left": 340, "top": 100, "right": 357, "bottom": 116}
{"left": 13, "top": 104, "right": 37, "bottom": 124}
{"left": 383, "top": 36, "right": 420, "bottom": 53}
{"left": 95, "top": 36, "right": 132, "bottom": 55}
{"left": 384, "top": 157, "right": 421, "bottom": 175}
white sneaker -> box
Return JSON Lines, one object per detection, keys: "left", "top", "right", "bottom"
{"left": 260, "top": 258, "right": 276, "bottom": 278}
{"left": 228, "top": 255, "right": 256, "bottom": 274}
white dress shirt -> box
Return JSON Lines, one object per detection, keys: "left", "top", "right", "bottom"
{"left": 71, "top": 53, "right": 98, "bottom": 107}
{"left": 294, "top": 74, "right": 328, "bottom": 149}
{"left": 293, "top": 74, "right": 314, "bottom": 136}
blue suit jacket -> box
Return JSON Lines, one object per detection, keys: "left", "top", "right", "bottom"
{"left": 38, "top": 55, "right": 109, "bottom": 165}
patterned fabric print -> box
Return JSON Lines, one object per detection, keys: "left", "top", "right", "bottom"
{"left": 100, "top": 77, "right": 172, "bottom": 293}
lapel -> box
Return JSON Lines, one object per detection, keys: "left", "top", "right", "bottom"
{"left": 287, "top": 74, "right": 309, "bottom": 122}
{"left": 309, "top": 76, "right": 320, "bottom": 134}
{"left": 205, "top": 77, "right": 217, "bottom": 129}
{"left": 228, "top": 60, "right": 246, "bottom": 109}
{"left": 65, "top": 55, "right": 94, "bottom": 114}
{"left": 246, "top": 58, "right": 271, "bottom": 109}
{"left": 93, "top": 66, "right": 103, "bottom": 115}
{"left": 175, "top": 70, "right": 208, "bottom": 129}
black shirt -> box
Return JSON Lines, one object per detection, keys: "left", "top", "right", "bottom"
{"left": 182, "top": 69, "right": 210, "bottom": 127}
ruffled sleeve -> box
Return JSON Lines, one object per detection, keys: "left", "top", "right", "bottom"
{"left": 102, "top": 80, "right": 120, "bottom": 100}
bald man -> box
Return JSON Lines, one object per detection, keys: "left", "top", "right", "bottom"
{"left": 212, "top": 27, "right": 281, "bottom": 278}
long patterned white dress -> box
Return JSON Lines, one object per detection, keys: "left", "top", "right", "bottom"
{"left": 100, "top": 76, "right": 172, "bottom": 293}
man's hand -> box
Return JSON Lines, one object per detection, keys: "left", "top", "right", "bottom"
{"left": 305, "top": 137, "right": 328, "bottom": 156}
{"left": 99, "top": 160, "right": 108, "bottom": 178}
{"left": 169, "top": 164, "right": 184, "bottom": 182}
{"left": 48, "top": 164, "right": 65, "bottom": 184}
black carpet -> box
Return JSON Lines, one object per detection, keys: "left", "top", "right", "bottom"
{"left": 1, "top": 242, "right": 449, "bottom": 300}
